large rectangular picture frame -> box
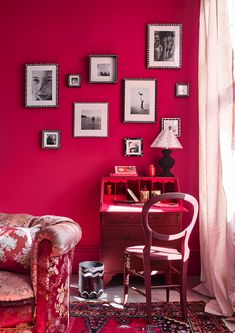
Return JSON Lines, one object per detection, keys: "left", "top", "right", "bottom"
{"left": 89, "top": 54, "right": 118, "bottom": 84}
{"left": 123, "top": 78, "right": 157, "bottom": 123}
{"left": 147, "top": 24, "right": 182, "bottom": 69}
{"left": 74, "top": 102, "right": 108, "bottom": 137}
{"left": 25, "top": 64, "right": 58, "bottom": 108}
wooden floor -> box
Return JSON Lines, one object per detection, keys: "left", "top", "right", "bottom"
{"left": 70, "top": 274, "right": 209, "bottom": 304}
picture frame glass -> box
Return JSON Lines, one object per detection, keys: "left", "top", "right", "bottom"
{"left": 74, "top": 102, "right": 108, "bottom": 137}
{"left": 147, "top": 24, "right": 182, "bottom": 69}
{"left": 161, "top": 118, "right": 181, "bottom": 137}
{"left": 123, "top": 79, "right": 157, "bottom": 123}
{"left": 25, "top": 64, "right": 58, "bottom": 107}
{"left": 89, "top": 55, "right": 118, "bottom": 83}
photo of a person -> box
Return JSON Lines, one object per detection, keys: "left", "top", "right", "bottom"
{"left": 81, "top": 110, "right": 101, "bottom": 130}
{"left": 42, "top": 130, "right": 60, "bottom": 149}
{"left": 130, "top": 87, "right": 150, "bottom": 115}
{"left": 154, "top": 31, "right": 175, "bottom": 62}
{"left": 32, "top": 70, "right": 52, "bottom": 101}
{"left": 154, "top": 32, "right": 163, "bottom": 61}
{"left": 46, "top": 134, "right": 56, "bottom": 145}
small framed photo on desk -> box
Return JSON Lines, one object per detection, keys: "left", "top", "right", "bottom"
{"left": 114, "top": 166, "right": 137, "bottom": 176}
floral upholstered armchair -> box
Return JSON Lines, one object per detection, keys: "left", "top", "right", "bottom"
{"left": 0, "top": 213, "right": 82, "bottom": 333}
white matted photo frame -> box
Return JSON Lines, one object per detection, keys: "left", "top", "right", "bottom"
{"left": 25, "top": 64, "right": 58, "bottom": 108}
{"left": 74, "top": 102, "right": 108, "bottom": 137}
{"left": 89, "top": 54, "right": 118, "bottom": 83}
{"left": 41, "top": 130, "right": 61, "bottom": 149}
{"left": 68, "top": 74, "right": 81, "bottom": 87}
{"left": 115, "top": 166, "right": 137, "bottom": 175}
{"left": 175, "top": 83, "right": 190, "bottom": 97}
{"left": 161, "top": 118, "right": 181, "bottom": 137}
{"left": 147, "top": 24, "right": 182, "bottom": 69}
{"left": 123, "top": 78, "right": 157, "bottom": 123}
{"left": 124, "top": 138, "right": 143, "bottom": 156}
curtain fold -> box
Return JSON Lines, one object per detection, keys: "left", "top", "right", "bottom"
{"left": 195, "top": 0, "right": 235, "bottom": 322}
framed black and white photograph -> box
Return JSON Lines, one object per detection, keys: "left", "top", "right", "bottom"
{"left": 175, "top": 83, "right": 189, "bottom": 97}
{"left": 41, "top": 130, "right": 61, "bottom": 149}
{"left": 73, "top": 102, "right": 108, "bottom": 137}
{"left": 161, "top": 118, "right": 181, "bottom": 137}
{"left": 68, "top": 74, "right": 81, "bottom": 87}
{"left": 124, "top": 138, "right": 143, "bottom": 156}
{"left": 123, "top": 78, "right": 157, "bottom": 123}
{"left": 147, "top": 24, "right": 182, "bottom": 69}
{"left": 25, "top": 64, "right": 58, "bottom": 107}
{"left": 89, "top": 54, "right": 118, "bottom": 83}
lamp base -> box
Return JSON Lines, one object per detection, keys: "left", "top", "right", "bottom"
{"left": 159, "top": 149, "right": 175, "bottom": 177}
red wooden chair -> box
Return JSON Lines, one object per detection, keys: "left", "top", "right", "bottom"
{"left": 123, "top": 192, "right": 198, "bottom": 323}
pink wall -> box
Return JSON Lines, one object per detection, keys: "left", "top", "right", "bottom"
{"left": 0, "top": 0, "right": 200, "bottom": 274}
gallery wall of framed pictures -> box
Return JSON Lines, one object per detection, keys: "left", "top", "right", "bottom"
{"left": 24, "top": 21, "right": 189, "bottom": 153}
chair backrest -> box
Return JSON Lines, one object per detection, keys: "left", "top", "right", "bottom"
{"left": 141, "top": 192, "right": 199, "bottom": 261}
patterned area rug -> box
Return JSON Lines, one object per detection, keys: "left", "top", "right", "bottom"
{"left": 69, "top": 301, "right": 230, "bottom": 333}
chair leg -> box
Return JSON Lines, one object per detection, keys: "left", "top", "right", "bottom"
{"left": 123, "top": 251, "right": 130, "bottom": 305}
{"left": 180, "top": 260, "right": 188, "bottom": 319}
{"left": 166, "top": 261, "right": 170, "bottom": 302}
{"left": 143, "top": 258, "right": 152, "bottom": 323}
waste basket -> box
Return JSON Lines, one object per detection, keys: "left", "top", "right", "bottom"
{"left": 78, "top": 261, "right": 104, "bottom": 299}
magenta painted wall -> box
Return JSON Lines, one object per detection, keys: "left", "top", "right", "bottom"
{"left": 0, "top": 0, "right": 200, "bottom": 274}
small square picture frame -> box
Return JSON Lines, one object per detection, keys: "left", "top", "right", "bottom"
{"left": 89, "top": 54, "right": 118, "bottom": 83}
{"left": 161, "top": 118, "right": 181, "bottom": 137}
{"left": 124, "top": 138, "right": 143, "bottom": 156}
{"left": 41, "top": 130, "right": 61, "bottom": 149}
{"left": 68, "top": 74, "right": 81, "bottom": 87}
{"left": 175, "top": 83, "right": 190, "bottom": 97}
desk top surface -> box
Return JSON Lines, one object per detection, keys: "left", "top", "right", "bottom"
{"left": 100, "top": 203, "right": 187, "bottom": 213}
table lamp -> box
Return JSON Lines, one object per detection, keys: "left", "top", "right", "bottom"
{"left": 150, "top": 128, "right": 183, "bottom": 177}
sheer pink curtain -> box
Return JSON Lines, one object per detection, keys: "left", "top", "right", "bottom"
{"left": 194, "top": 0, "right": 235, "bottom": 326}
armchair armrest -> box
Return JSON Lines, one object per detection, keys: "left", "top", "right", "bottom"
{"left": 35, "top": 222, "right": 82, "bottom": 257}
{"left": 30, "top": 216, "right": 82, "bottom": 332}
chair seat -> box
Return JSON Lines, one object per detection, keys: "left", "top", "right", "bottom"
{"left": 125, "top": 245, "right": 182, "bottom": 260}
{"left": 0, "top": 270, "right": 34, "bottom": 306}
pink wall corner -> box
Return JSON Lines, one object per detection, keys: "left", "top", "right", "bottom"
{"left": 0, "top": 0, "right": 200, "bottom": 274}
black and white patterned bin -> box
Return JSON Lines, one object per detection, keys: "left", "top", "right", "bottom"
{"left": 78, "top": 261, "right": 104, "bottom": 299}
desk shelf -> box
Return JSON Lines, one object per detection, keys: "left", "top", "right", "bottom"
{"left": 101, "top": 176, "right": 179, "bottom": 204}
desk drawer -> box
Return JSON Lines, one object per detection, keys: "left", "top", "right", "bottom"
{"left": 149, "top": 213, "right": 181, "bottom": 226}
{"left": 101, "top": 224, "right": 180, "bottom": 247}
{"left": 102, "top": 213, "right": 140, "bottom": 224}
{"left": 102, "top": 225, "right": 144, "bottom": 247}
{"left": 102, "top": 212, "right": 181, "bottom": 226}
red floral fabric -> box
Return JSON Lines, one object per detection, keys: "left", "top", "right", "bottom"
{"left": 0, "top": 213, "right": 82, "bottom": 333}
{"left": 0, "top": 271, "right": 34, "bottom": 304}
{"left": 0, "top": 304, "right": 34, "bottom": 330}
{"left": 0, "top": 226, "right": 40, "bottom": 273}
